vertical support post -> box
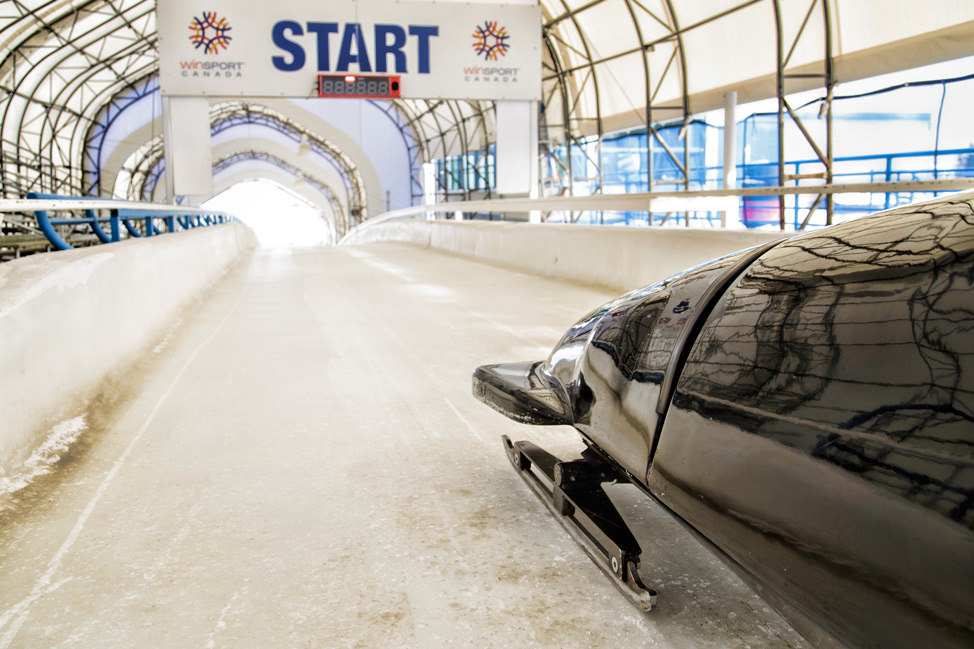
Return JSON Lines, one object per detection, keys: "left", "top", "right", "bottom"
{"left": 884, "top": 157, "right": 893, "bottom": 210}
{"left": 162, "top": 95, "right": 213, "bottom": 203}
{"left": 722, "top": 91, "right": 739, "bottom": 228}
{"left": 643, "top": 49, "right": 653, "bottom": 204}
{"left": 110, "top": 209, "right": 120, "bottom": 242}
{"left": 497, "top": 100, "right": 540, "bottom": 222}
{"left": 422, "top": 162, "right": 436, "bottom": 220}
{"left": 161, "top": 96, "right": 175, "bottom": 204}
{"left": 822, "top": 0, "right": 834, "bottom": 225}
{"left": 565, "top": 115, "right": 574, "bottom": 200}
{"left": 774, "top": 0, "right": 786, "bottom": 230}
{"left": 496, "top": 101, "right": 539, "bottom": 197}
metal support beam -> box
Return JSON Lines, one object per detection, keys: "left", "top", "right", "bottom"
{"left": 774, "top": 0, "right": 834, "bottom": 230}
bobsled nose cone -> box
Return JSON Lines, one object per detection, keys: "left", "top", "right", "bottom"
{"left": 472, "top": 361, "right": 572, "bottom": 426}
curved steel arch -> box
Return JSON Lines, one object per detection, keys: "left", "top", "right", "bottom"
{"left": 115, "top": 133, "right": 162, "bottom": 200}
{"left": 0, "top": 0, "right": 157, "bottom": 198}
{"left": 41, "top": 48, "right": 157, "bottom": 193}
{"left": 115, "top": 137, "right": 345, "bottom": 236}
{"left": 392, "top": 98, "right": 494, "bottom": 202}
{"left": 534, "top": 0, "right": 837, "bottom": 228}
{"left": 82, "top": 80, "right": 416, "bottom": 228}
{"left": 367, "top": 99, "right": 425, "bottom": 203}
{"left": 0, "top": 0, "right": 852, "bottom": 211}
{"left": 117, "top": 131, "right": 347, "bottom": 235}
{"left": 0, "top": 0, "right": 965, "bottom": 233}
{"left": 84, "top": 91, "right": 373, "bottom": 235}
{"left": 211, "top": 150, "right": 345, "bottom": 233}
{"left": 82, "top": 73, "right": 160, "bottom": 197}
{"left": 208, "top": 101, "right": 366, "bottom": 232}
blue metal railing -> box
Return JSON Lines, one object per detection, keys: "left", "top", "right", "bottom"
{"left": 575, "top": 147, "right": 974, "bottom": 229}
{"left": 739, "top": 148, "right": 974, "bottom": 228}
{"left": 24, "top": 193, "right": 233, "bottom": 251}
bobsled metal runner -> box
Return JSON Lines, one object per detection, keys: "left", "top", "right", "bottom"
{"left": 472, "top": 192, "right": 974, "bottom": 649}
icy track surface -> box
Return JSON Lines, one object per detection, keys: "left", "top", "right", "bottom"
{"left": 0, "top": 245, "right": 807, "bottom": 649}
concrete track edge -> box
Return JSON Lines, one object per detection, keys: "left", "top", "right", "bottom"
{"left": 342, "top": 219, "right": 787, "bottom": 293}
{"left": 0, "top": 223, "right": 257, "bottom": 474}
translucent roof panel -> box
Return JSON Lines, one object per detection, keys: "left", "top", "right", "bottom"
{"left": 681, "top": 3, "right": 776, "bottom": 97}
{"left": 834, "top": 0, "right": 974, "bottom": 57}
{"left": 593, "top": 53, "right": 647, "bottom": 131}
{"left": 0, "top": 0, "right": 157, "bottom": 197}
{"left": 571, "top": 0, "right": 638, "bottom": 61}
{"left": 540, "top": 0, "right": 974, "bottom": 136}
{"left": 2, "top": 0, "right": 973, "bottom": 207}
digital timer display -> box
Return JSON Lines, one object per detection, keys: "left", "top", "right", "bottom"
{"left": 317, "top": 75, "right": 402, "bottom": 98}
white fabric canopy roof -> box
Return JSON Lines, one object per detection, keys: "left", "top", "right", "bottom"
{"left": 1, "top": 0, "right": 971, "bottom": 205}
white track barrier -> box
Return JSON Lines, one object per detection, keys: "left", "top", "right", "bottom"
{"left": 343, "top": 219, "right": 787, "bottom": 293}
{"left": 0, "top": 223, "right": 256, "bottom": 475}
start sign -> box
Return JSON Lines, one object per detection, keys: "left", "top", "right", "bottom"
{"left": 157, "top": 0, "right": 541, "bottom": 101}
{"left": 272, "top": 23, "right": 438, "bottom": 74}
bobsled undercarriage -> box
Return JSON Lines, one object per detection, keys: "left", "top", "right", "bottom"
{"left": 501, "top": 434, "right": 658, "bottom": 611}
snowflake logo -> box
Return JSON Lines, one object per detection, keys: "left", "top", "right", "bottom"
{"left": 188, "top": 12, "right": 232, "bottom": 55}
{"left": 472, "top": 21, "right": 510, "bottom": 61}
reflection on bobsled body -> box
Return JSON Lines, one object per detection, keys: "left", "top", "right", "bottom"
{"left": 473, "top": 192, "right": 974, "bottom": 649}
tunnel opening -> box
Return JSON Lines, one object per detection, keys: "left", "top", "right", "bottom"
{"left": 202, "top": 179, "right": 332, "bottom": 248}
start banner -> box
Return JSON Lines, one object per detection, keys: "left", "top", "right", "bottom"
{"left": 157, "top": 0, "right": 542, "bottom": 101}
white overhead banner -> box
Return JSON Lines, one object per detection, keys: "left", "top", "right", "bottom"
{"left": 158, "top": 0, "right": 542, "bottom": 101}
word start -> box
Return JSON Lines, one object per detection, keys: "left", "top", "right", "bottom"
{"left": 272, "top": 22, "right": 438, "bottom": 73}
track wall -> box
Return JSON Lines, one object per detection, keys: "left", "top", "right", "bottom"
{"left": 0, "top": 224, "right": 257, "bottom": 474}
{"left": 343, "top": 219, "right": 787, "bottom": 292}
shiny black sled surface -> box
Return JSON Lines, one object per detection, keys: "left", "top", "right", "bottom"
{"left": 473, "top": 193, "right": 974, "bottom": 649}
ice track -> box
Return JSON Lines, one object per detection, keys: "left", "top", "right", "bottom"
{"left": 0, "top": 244, "right": 807, "bottom": 649}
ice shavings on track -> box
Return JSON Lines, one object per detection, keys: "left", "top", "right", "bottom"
{"left": 153, "top": 317, "right": 184, "bottom": 354}
{"left": 0, "top": 415, "right": 87, "bottom": 505}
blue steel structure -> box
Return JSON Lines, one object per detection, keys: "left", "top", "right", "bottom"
{"left": 429, "top": 71, "right": 974, "bottom": 229}
{"left": 27, "top": 193, "right": 233, "bottom": 251}
{"left": 83, "top": 76, "right": 160, "bottom": 198}
{"left": 436, "top": 132, "right": 974, "bottom": 228}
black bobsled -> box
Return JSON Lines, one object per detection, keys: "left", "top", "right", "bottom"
{"left": 473, "top": 192, "right": 974, "bottom": 649}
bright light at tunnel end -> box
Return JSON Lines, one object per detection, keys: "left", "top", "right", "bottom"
{"left": 202, "top": 180, "right": 332, "bottom": 249}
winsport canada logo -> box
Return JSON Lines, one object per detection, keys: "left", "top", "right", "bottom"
{"left": 179, "top": 12, "right": 244, "bottom": 80}
{"left": 471, "top": 21, "right": 510, "bottom": 61}
{"left": 188, "top": 12, "right": 232, "bottom": 54}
